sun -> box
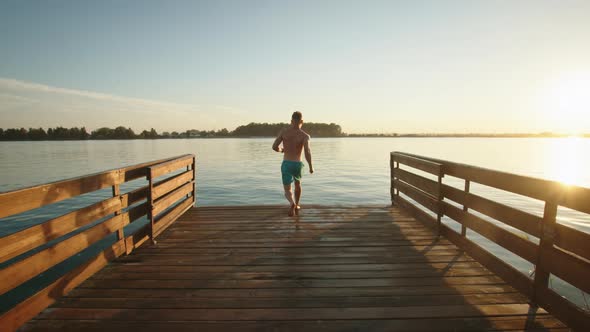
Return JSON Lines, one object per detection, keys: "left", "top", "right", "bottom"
{"left": 546, "top": 137, "right": 586, "bottom": 185}
{"left": 542, "top": 72, "right": 590, "bottom": 135}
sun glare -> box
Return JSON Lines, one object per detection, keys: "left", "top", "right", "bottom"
{"left": 547, "top": 137, "right": 586, "bottom": 186}
{"left": 542, "top": 72, "right": 590, "bottom": 135}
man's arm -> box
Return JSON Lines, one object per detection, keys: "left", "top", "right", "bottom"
{"left": 272, "top": 130, "right": 284, "bottom": 153}
{"left": 304, "top": 135, "right": 313, "bottom": 173}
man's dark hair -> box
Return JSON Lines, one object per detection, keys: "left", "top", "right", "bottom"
{"left": 292, "top": 111, "right": 303, "bottom": 122}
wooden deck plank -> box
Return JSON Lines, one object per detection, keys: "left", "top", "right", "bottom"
{"left": 21, "top": 317, "right": 568, "bottom": 332}
{"left": 53, "top": 293, "right": 528, "bottom": 309}
{"left": 65, "top": 284, "right": 524, "bottom": 299}
{"left": 23, "top": 205, "right": 568, "bottom": 331}
{"left": 90, "top": 268, "right": 495, "bottom": 280}
{"left": 34, "top": 304, "right": 550, "bottom": 320}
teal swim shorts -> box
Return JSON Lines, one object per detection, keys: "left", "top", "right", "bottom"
{"left": 281, "top": 160, "right": 304, "bottom": 185}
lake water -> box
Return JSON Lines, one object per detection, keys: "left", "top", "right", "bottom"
{"left": 1, "top": 137, "right": 590, "bottom": 310}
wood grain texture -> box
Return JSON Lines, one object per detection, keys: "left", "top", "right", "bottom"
{"left": 149, "top": 154, "right": 194, "bottom": 179}
{"left": 151, "top": 181, "right": 193, "bottom": 217}
{"left": 151, "top": 170, "right": 193, "bottom": 200}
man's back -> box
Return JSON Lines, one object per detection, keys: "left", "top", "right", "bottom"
{"left": 280, "top": 127, "right": 310, "bottom": 162}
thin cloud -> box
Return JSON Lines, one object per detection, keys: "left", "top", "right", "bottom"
{"left": 0, "top": 78, "right": 198, "bottom": 112}
{"left": 0, "top": 78, "right": 248, "bottom": 130}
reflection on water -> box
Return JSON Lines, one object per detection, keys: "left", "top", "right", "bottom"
{"left": 1, "top": 137, "right": 590, "bottom": 210}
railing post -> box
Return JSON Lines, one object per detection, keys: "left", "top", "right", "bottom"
{"left": 395, "top": 162, "right": 399, "bottom": 198}
{"left": 390, "top": 154, "right": 395, "bottom": 206}
{"left": 533, "top": 201, "right": 558, "bottom": 303}
{"left": 111, "top": 180, "right": 128, "bottom": 254}
{"left": 192, "top": 156, "right": 197, "bottom": 205}
{"left": 436, "top": 169, "right": 444, "bottom": 236}
{"left": 461, "top": 180, "right": 470, "bottom": 236}
{"left": 147, "top": 169, "right": 157, "bottom": 245}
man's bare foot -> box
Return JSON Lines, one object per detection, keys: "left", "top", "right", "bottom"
{"left": 288, "top": 204, "right": 296, "bottom": 217}
{"left": 295, "top": 205, "right": 301, "bottom": 215}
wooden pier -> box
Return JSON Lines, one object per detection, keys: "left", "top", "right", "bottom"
{"left": 1, "top": 153, "right": 589, "bottom": 331}
{"left": 19, "top": 205, "right": 567, "bottom": 331}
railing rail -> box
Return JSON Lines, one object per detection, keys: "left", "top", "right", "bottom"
{"left": 391, "top": 151, "right": 590, "bottom": 331}
{"left": 0, "top": 154, "right": 196, "bottom": 331}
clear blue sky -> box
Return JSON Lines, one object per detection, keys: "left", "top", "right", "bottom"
{"left": 1, "top": 0, "right": 589, "bottom": 133}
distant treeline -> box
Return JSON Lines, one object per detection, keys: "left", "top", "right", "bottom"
{"left": 2, "top": 126, "right": 587, "bottom": 141}
{"left": 0, "top": 122, "right": 343, "bottom": 141}
{"left": 233, "top": 122, "right": 342, "bottom": 137}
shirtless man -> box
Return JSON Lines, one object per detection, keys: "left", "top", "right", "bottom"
{"left": 272, "top": 111, "right": 314, "bottom": 216}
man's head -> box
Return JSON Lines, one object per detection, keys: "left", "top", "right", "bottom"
{"left": 291, "top": 111, "right": 303, "bottom": 128}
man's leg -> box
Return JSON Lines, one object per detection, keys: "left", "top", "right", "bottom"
{"left": 294, "top": 180, "right": 302, "bottom": 214}
{"left": 283, "top": 184, "right": 296, "bottom": 216}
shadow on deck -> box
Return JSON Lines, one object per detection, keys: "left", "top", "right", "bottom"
{"left": 21, "top": 205, "right": 566, "bottom": 331}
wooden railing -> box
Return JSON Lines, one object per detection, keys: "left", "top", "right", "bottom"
{"left": 0, "top": 154, "right": 195, "bottom": 331}
{"left": 390, "top": 151, "right": 590, "bottom": 331}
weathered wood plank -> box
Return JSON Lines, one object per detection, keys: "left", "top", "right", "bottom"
{"left": 103, "top": 261, "right": 481, "bottom": 273}
{"left": 391, "top": 152, "right": 443, "bottom": 176}
{"left": 149, "top": 154, "right": 194, "bottom": 179}
{"left": 0, "top": 171, "right": 123, "bottom": 220}
{"left": 554, "top": 223, "right": 590, "bottom": 261}
{"left": 152, "top": 169, "right": 193, "bottom": 200}
{"left": 0, "top": 214, "right": 126, "bottom": 296}
{"left": 66, "top": 283, "right": 520, "bottom": 299}
{"left": 20, "top": 316, "right": 567, "bottom": 332}
{"left": 113, "top": 255, "right": 476, "bottom": 266}
{"left": 443, "top": 202, "right": 538, "bottom": 263}
{"left": 35, "top": 304, "right": 547, "bottom": 320}
{"left": 393, "top": 168, "right": 439, "bottom": 197}
{"left": 127, "top": 249, "right": 464, "bottom": 259}
{"left": 0, "top": 186, "right": 149, "bottom": 264}
{"left": 538, "top": 246, "right": 590, "bottom": 295}
{"left": 91, "top": 268, "right": 494, "bottom": 281}
{"left": 131, "top": 245, "right": 461, "bottom": 255}
{"left": 442, "top": 183, "right": 542, "bottom": 237}
{"left": 151, "top": 181, "right": 193, "bottom": 217}
{"left": 394, "top": 179, "right": 439, "bottom": 213}
{"left": 78, "top": 275, "right": 504, "bottom": 289}
{"left": 54, "top": 292, "right": 525, "bottom": 309}
{"left": 0, "top": 196, "right": 121, "bottom": 264}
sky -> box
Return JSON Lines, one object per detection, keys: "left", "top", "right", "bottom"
{"left": 1, "top": 0, "right": 589, "bottom": 134}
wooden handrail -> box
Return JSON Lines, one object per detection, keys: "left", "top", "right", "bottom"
{"left": 0, "top": 154, "right": 196, "bottom": 331}
{"left": 390, "top": 151, "right": 590, "bottom": 331}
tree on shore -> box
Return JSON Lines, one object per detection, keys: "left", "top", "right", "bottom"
{"left": 0, "top": 127, "right": 89, "bottom": 140}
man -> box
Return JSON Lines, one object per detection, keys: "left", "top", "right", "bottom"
{"left": 272, "top": 111, "right": 314, "bottom": 216}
